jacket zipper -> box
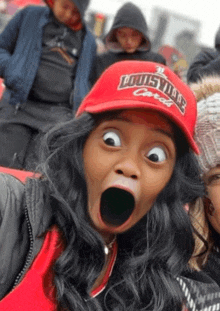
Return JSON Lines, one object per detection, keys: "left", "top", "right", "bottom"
{"left": 12, "top": 206, "right": 34, "bottom": 289}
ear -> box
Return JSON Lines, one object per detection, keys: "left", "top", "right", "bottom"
{"left": 204, "top": 196, "right": 215, "bottom": 216}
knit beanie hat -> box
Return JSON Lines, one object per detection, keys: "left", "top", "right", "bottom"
{"left": 190, "top": 76, "right": 220, "bottom": 173}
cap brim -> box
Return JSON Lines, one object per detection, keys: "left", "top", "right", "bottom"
{"left": 80, "top": 99, "right": 200, "bottom": 154}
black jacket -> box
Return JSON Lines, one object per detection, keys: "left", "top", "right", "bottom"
{"left": 0, "top": 173, "right": 51, "bottom": 300}
{"left": 94, "top": 50, "right": 166, "bottom": 82}
{"left": 187, "top": 26, "right": 220, "bottom": 83}
{"left": 92, "top": 2, "right": 166, "bottom": 83}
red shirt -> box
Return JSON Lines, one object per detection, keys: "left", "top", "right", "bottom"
{"left": 0, "top": 226, "right": 62, "bottom": 310}
{"left": 0, "top": 167, "right": 118, "bottom": 310}
{"left": 0, "top": 227, "right": 118, "bottom": 310}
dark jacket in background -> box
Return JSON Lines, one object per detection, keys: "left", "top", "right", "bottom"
{"left": 0, "top": 173, "right": 51, "bottom": 300}
{"left": 93, "top": 2, "right": 166, "bottom": 83}
{"left": 187, "top": 26, "right": 220, "bottom": 83}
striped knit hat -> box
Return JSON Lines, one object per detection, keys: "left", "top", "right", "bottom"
{"left": 190, "top": 76, "right": 220, "bottom": 173}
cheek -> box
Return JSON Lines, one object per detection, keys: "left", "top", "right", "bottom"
{"left": 72, "top": 12, "right": 80, "bottom": 21}
{"left": 83, "top": 149, "right": 110, "bottom": 183}
{"left": 54, "top": 8, "right": 64, "bottom": 19}
{"left": 83, "top": 141, "right": 113, "bottom": 195}
{"left": 140, "top": 168, "right": 174, "bottom": 210}
{"left": 206, "top": 186, "right": 220, "bottom": 233}
{"left": 134, "top": 37, "right": 142, "bottom": 46}
{"left": 208, "top": 186, "right": 220, "bottom": 210}
{"left": 117, "top": 36, "right": 125, "bottom": 45}
{"left": 144, "top": 166, "right": 174, "bottom": 194}
{"left": 207, "top": 208, "right": 220, "bottom": 234}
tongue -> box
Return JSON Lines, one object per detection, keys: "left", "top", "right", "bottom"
{"left": 100, "top": 187, "right": 135, "bottom": 227}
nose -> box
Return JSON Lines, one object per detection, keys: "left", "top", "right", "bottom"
{"left": 65, "top": 10, "right": 72, "bottom": 20}
{"left": 114, "top": 155, "right": 141, "bottom": 179}
{"left": 126, "top": 37, "right": 132, "bottom": 45}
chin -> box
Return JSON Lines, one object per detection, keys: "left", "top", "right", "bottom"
{"left": 125, "top": 49, "right": 136, "bottom": 54}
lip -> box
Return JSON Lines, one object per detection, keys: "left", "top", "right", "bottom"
{"left": 97, "top": 209, "right": 134, "bottom": 232}
{"left": 106, "top": 184, "right": 136, "bottom": 200}
{"left": 108, "top": 175, "right": 139, "bottom": 197}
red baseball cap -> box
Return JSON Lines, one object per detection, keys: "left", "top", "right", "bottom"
{"left": 76, "top": 61, "right": 199, "bottom": 154}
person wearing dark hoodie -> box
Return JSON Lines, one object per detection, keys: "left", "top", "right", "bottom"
{"left": 0, "top": 0, "right": 96, "bottom": 170}
{"left": 92, "top": 2, "right": 166, "bottom": 83}
{"left": 187, "top": 26, "right": 220, "bottom": 83}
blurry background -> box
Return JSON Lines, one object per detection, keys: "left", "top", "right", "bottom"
{"left": 85, "top": 0, "right": 219, "bottom": 80}
{"left": 87, "top": 0, "right": 217, "bottom": 48}
{"left": 0, "top": 0, "right": 219, "bottom": 81}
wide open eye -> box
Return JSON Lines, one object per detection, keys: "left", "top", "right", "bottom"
{"left": 147, "top": 146, "right": 167, "bottom": 163}
{"left": 103, "top": 131, "right": 121, "bottom": 147}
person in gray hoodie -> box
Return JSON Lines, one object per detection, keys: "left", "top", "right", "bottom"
{"left": 92, "top": 2, "right": 166, "bottom": 83}
{"left": 187, "top": 26, "right": 220, "bottom": 83}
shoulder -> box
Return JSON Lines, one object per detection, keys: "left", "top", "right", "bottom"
{"left": 84, "top": 25, "right": 96, "bottom": 42}
{"left": 17, "top": 5, "right": 49, "bottom": 19}
{"left": 94, "top": 52, "right": 117, "bottom": 78}
{"left": 192, "top": 48, "right": 219, "bottom": 61}
{"left": 0, "top": 173, "right": 26, "bottom": 240}
{"left": 0, "top": 173, "right": 24, "bottom": 209}
{"left": 23, "top": 5, "right": 48, "bottom": 13}
{"left": 0, "top": 168, "right": 40, "bottom": 217}
{"left": 143, "top": 51, "right": 166, "bottom": 64}
{"left": 7, "top": 5, "right": 49, "bottom": 28}
{"left": 97, "top": 51, "right": 119, "bottom": 64}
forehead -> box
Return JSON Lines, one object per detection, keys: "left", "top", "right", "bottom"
{"left": 56, "top": 0, "right": 77, "bottom": 8}
{"left": 117, "top": 27, "right": 141, "bottom": 35}
{"left": 117, "top": 109, "right": 174, "bottom": 136}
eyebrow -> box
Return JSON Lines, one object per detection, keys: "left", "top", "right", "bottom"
{"left": 111, "top": 115, "right": 175, "bottom": 139}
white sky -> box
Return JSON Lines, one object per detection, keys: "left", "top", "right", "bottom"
{"left": 89, "top": 0, "right": 220, "bottom": 48}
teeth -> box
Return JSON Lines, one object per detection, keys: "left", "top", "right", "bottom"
{"left": 100, "top": 187, "right": 135, "bottom": 227}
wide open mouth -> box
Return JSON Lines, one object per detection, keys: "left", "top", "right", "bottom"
{"left": 100, "top": 187, "right": 135, "bottom": 227}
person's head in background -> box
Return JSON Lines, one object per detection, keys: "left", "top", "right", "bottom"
{"left": 105, "top": 2, "right": 151, "bottom": 53}
{"left": 45, "top": 0, "right": 89, "bottom": 29}
{"left": 188, "top": 76, "right": 220, "bottom": 269}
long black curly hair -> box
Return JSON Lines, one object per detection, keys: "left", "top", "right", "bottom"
{"left": 38, "top": 111, "right": 204, "bottom": 311}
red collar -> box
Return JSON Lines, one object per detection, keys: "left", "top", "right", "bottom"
{"left": 0, "top": 226, "right": 117, "bottom": 310}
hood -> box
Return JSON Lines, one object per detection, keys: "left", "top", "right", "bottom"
{"left": 45, "top": 0, "right": 90, "bottom": 20}
{"left": 215, "top": 26, "right": 220, "bottom": 51}
{"left": 105, "top": 2, "right": 151, "bottom": 52}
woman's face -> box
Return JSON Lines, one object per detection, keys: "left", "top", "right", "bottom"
{"left": 204, "top": 165, "right": 220, "bottom": 233}
{"left": 83, "top": 109, "right": 176, "bottom": 238}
